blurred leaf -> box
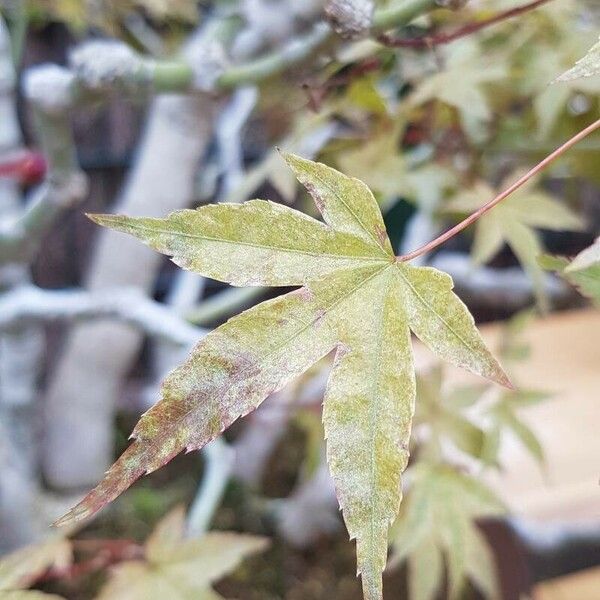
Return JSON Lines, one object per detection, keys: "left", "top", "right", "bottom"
{"left": 26, "top": 0, "right": 198, "bottom": 33}
{"left": 294, "top": 409, "right": 325, "bottom": 479}
{"left": 407, "top": 536, "right": 443, "bottom": 600}
{"left": 391, "top": 464, "right": 505, "bottom": 599}
{"left": 406, "top": 40, "right": 508, "bottom": 142}
{"left": 416, "top": 368, "right": 487, "bottom": 461}
{"left": 337, "top": 125, "right": 409, "bottom": 204}
{"left": 97, "top": 507, "right": 268, "bottom": 600}
{"left": 540, "top": 237, "right": 600, "bottom": 305}
{"left": 1, "top": 593, "right": 66, "bottom": 600}
{"left": 446, "top": 174, "right": 584, "bottom": 309}
{"left": 487, "top": 389, "right": 551, "bottom": 467}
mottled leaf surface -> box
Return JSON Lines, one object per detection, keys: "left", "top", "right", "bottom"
{"left": 555, "top": 36, "right": 600, "bottom": 82}
{"left": 97, "top": 507, "right": 267, "bottom": 600}
{"left": 89, "top": 200, "right": 386, "bottom": 287}
{"left": 61, "top": 154, "right": 509, "bottom": 600}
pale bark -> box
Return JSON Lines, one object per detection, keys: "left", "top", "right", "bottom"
{"left": 42, "top": 40, "right": 223, "bottom": 489}
{"left": 0, "top": 16, "right": 40, "bottom": 550}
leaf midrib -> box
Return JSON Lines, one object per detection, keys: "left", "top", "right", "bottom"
{"left": 307, "top": 169, "right": 390, "bottom": 255}
{"left": 367, "top": 270, "right": 391, "bottom": 576}
{"left": 396, "top": 265, "right": 481, "bottom": 364}
{"left": 118, "top": 221, "right": 390, "bottom": 264}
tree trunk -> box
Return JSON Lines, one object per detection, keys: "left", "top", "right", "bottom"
{"left": 42, "top": 91, "right": 221, "bottom": 488}
{"left": 0, "top": 16, "right": 41, "bottom": 550}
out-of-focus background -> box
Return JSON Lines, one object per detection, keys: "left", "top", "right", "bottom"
{"left": 0, "top": 1, "right": 598, "bottom": 599}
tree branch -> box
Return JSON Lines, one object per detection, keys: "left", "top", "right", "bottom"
{"left": 0, "top": 286, "right": 206, "bottom": 346}
{"left": 398, "top": 118, "right": 600, "bottom": 262}
{"left": 218, "top": 0, "right": 439, "bottom": 89}
{"left": 378, "top": 0, "right": 553, "bottom": 48}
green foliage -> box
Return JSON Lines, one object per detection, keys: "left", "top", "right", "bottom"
{"left": 415, "top": 365, "right": 488, "bottom": 460}
{"left": 25, "top": 0, "right": 198, "bottom": 34}
{"left": 390, "top": 464, "right": 505, "bottom": 600}
{"left": 61, "top": 156, "right": 510, "bottom": 600}
{"left": 97, "top": 507, "right": 267, "bottom": 600}
{"left": 446, "top": 174, "right": 584, "bottom": 309}
{"left": 540, "top": 237, "right": 600, "bottom": 305}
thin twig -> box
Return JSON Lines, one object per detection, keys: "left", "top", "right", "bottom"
{"left": 397, "top": 118, "right": 600, "bottom": 262}
{"left": 378, "top": 0, "right": 553, "bottom": 48}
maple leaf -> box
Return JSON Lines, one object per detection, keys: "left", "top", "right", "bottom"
{"left": 446, "top": 174, "right": 584, "bottom": 309}
{"left": 523, "top": 33, "right": 600, "bottom": 139}
{"left": 540, "top": 237, "right": 600, "bottom": 305}
{"left": 406, "top": 40, "right": 508, "bottom": 142}
{"left": 390, "top": 464, "right": 505, "bottom": 600}
{"left": 483, "top": 389, "right": 549, "bottom": 468}
{"left": 96, "top": 506, "right": 267, "bottom": 600}
{"left": 415, "top": 365, "right": 488, "bottom": 461}
{"left": 58, "top": 154, "right": 510, "bottom": 600}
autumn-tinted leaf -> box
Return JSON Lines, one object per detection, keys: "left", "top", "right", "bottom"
{"left": 0, "top": 537, "right": 71, "bottom": 592}
{"left": 61, "top": 155, "right": 509, "bottom": 600}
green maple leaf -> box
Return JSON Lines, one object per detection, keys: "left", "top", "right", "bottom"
{"left": 390, "top": 464, "right": 505, "bottom": 600}
{"left": 415, "top": 366, "right": 488, "bottom": 461}
{"left": 540, "top": 237, "right": 600, "bottom": 305}
{"left": 406, "top": 40, "right": 508, "bottom": 142}
{"left": 446, "top": 174, "right": 584, "bottom": 310}
{"left": 523, "top": 33, "right": 600, "bottom": 139}
{"left": 484, "top": 389, "right": 549, "bottom": 468}
{"left": 57, "top": 154, "right": 510, "bottom": 600}
{"left": 96, "top": 507, "right": 267, "bottom": 600}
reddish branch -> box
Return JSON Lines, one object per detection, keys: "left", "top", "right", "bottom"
{"left": 0, "top": 150, "right": 46, "bottom": 184}
{"left": 397, "top": 118, "right": 600, "bottom": 262}
{"left": 35, "top": 539, "right": 143, "bottom": 584}
{"left": 378, "top": 0, "right": 553, "bottom": 48}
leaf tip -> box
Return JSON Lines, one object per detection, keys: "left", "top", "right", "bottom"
{"left": 52, "top": 502, "right": 93, "bottom": 528}
{"left": 86, "top": 213, "right": 121, "bottom": 229}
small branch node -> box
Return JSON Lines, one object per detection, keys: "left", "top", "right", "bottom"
{"left": 325, "top": 0, "right": 375, "bottom": 40}
{"left": 69, "top": 40, "right": 151, "bottom": 92}
{"left": 435, "top": 0, "right": 470, "bottom": 10}
{"left": 22, "top": 64, "right": 75, "bottom": 114}
{"left": 183, "top": 30, "right": 230, "bottom": 92}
